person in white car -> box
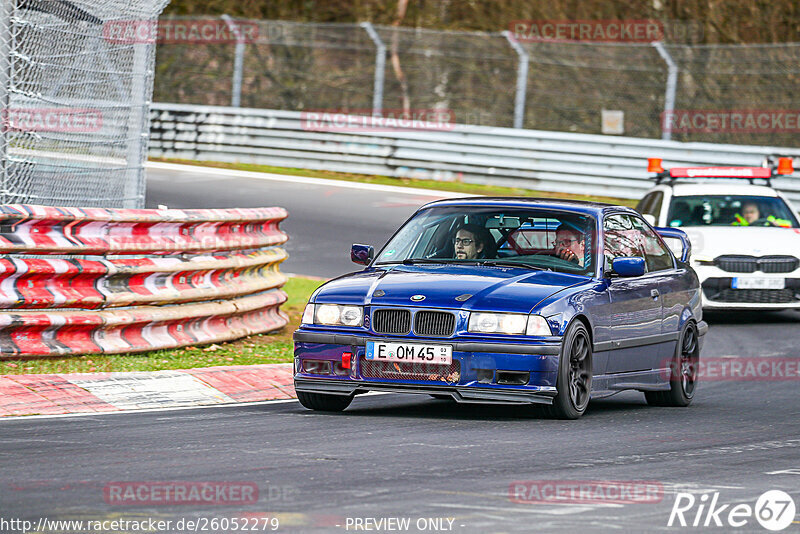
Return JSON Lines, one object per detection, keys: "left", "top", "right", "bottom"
{"left": 732, "top": 201, "right": 792, "bottom": 227}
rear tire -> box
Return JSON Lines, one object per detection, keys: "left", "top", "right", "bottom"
{"left": 645, "top": 321, "right": 699, "bottom": 407}
{"left": 296, "top": 391, "right": 353, "bottom": 412}
{"left": 544, "top": 321, "right": 592, "bottom": 420}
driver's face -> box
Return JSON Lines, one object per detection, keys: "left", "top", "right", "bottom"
{"left": 742, "top": 203, "right": 760, "bottom": 223}
{"left": 454, "top": 229, "right": 483, "bottom": 259}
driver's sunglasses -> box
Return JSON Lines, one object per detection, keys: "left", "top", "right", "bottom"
{"left": 453, "top": 238, "right": 474, "bottom": 246}
{"left": 555, "top": 238, "right": 579, "bottom": 247}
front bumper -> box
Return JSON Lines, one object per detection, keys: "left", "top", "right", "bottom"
{"left": 293, "top": 331, "right": 561, "bottom": 405}
{"left": 694, "top": 265, "right": 800, "bottom": 310}
{"left": 294, "top": 377, "right": 557, "bottom": 405}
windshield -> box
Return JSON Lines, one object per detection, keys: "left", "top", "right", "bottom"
{"left": 667, "top": 195, "right": 799, "bottom": 228}
{"left": 374, "top": 206, "right": 597, "bottom": 276}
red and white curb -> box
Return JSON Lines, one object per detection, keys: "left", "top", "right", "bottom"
{"left": 0, "top": 363, "right": 294, "bottom": 417}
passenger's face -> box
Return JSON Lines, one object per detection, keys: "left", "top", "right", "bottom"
{"left": 454, "top": 229, "right": 482, "bottom": 259}
{"left": 556, "top": 230, "right": 584, "bottom": 264}
{"left": 742, "top": 203, "right": 760, "bottom": 223}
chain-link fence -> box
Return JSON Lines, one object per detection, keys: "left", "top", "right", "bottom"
{"left": 0, "top": 0, "right": 169, "bottom": 207}
{"left": 153, "top": 18, "right": 800, "bottom": 147}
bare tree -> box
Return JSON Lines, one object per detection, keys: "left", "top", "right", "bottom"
{"left": 390, "top": 0, "right": 410, "bottom": 113}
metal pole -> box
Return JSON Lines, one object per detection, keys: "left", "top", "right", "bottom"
{"left": 125, "top": 39, "right": 149, "bottom": 208}
{"left": 221, "top": 14, "right": 244, "bottom": 108}
{"left": 360, "top": 22, "right": 385, "bottom": 117}
{"left": 0, "top": 0, "right": 15, "bottom": 202}
{"left": 652, "top": 41, "right": 678, "bottom": 141}
{"left": 502, "top": 30, "right": 528, "bottom": 129}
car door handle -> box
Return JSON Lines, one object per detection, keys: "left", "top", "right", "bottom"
{"left": 651, "top": 289, "right": 660, "bottom": 300}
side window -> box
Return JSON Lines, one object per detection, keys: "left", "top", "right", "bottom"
{"left": 648, "top": 191, "right": 664, "bottom": 219}
{"left": 635, "top": 193, "right": 653, "bottom": 215}
{"left": 603, "top": 214, "right": 644, "bottom": 271}
{"left": 630, "top": 216, "right": 674, "bottom": 272}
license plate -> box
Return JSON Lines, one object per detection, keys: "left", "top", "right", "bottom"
{"left": 732, "top": 277, "right": 785, "bottom": 289}
{"left": 366, "top": 341, "right": 452, "bottom": 365}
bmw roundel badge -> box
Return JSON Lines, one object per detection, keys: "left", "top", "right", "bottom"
{"left": 410, "top": 294, "right": 426, "bottom": 302}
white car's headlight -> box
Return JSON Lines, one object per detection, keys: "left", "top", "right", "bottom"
{"left": 305, "top": 304, "right": 364, "bottom": 327}
{"left": 468, "top": 312, "right": 528, "bottom": 335}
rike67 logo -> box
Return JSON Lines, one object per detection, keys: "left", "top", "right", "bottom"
{"left": 668, "top": 490, "right": 796, "bottom": 531}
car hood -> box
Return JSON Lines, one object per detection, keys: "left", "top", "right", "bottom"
{"left": 682, "top": 226, "right": 800, "bottom": 260}
{"left": 312, "top": 264, "right": 590, "bottom": 314}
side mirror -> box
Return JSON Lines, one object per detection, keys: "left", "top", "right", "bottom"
{"left": 612, "top": 257, "right": 646, "bottom": 277}
{"left": 351, "top": 244, "right": 374, "bottom": 265}
{"left": 655, "top": 227, "right": 691, "bottom": 263}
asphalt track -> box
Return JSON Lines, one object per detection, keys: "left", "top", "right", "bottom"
{"left": 144, "top": 163, "right": 457, "bottom": 278}
{"left": 1, "top": 164, "right": 799, "bottom": 533}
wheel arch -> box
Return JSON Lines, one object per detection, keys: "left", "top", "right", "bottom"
{"left": 564, "top": 313, "right": 593, "bottom": 347}
{"left": 678, "top": 305, "right": 698, "bottom": 332}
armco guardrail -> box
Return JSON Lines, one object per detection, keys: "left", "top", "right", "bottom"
{"left": 0, "top": 205, "right": 289, "bottom": 357}
{"left": 149, "top": 103, "right": 800, "bottom": 205}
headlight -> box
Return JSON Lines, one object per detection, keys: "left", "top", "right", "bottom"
{"left": 307, "top": 304, "right": 364, "bottom": 326}
{"left": 525, "top": 315, "right": 552, "bottom": 336}
{"left": 468, "top": 312, "right": 528, "bottom": 335}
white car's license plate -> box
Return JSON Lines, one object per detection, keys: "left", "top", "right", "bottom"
{"left": 366, "top": 341, "right": 452, "bottom": 365}
{"left": 732, "top": 277, "right": 785, "bottom": 289}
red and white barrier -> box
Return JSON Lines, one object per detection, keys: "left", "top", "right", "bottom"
{"left": 0, "top": 205, "right": 289, "bottom": 358}
{"left": 0, "top": 205, "right": 287, "bottom": 254}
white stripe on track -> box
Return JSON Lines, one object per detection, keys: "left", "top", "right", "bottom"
{"left": 68, "top": 371, "right": 235, "bottom": 410}
{"left": 146, "top": 161, "right": 479, "bottom": 199}
{"left": 0, "top": 391, "right": 391, "bottom": 421}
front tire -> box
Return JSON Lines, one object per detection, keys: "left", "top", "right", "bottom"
{"left": 645, "top": 321, "right": 699, "bottom": 407}
{"left": 297, "top": 391, "right": 353, "bottom": 412}
{"left": 544, "top": 321, "right": 592, "bottom": 419}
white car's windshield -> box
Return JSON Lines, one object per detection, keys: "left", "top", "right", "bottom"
{"left": 667, "top": 195, "right": 799, "bottom": 228}
{"left": 374, "top": 206, "right": 597, "bottom": 276}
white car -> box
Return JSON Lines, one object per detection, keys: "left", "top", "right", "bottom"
{"left": 637, "top": 161, "right": 800, "bottom": 310}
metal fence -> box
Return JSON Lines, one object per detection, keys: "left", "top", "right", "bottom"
{"left": 0, "top": 0, "right": 169, "bottom": 208}
{"left": 148, "top": 103, "right": 800, "bottom": 205}
{"left": 153, "top": 18, "right": 800, "bottom": 148}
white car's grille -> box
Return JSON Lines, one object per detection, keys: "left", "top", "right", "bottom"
{"left": 714, "top": 255, "right": 799, "bottom": 274}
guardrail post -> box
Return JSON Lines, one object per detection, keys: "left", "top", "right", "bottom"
{"left": 502, "top": 31, "right": 529, "bottom": 129}
{"left": 360, "top": 22, "right": 385, "bottom": 117}
{"left": 222, "top": 15, "right": 245, "bottom": 108}
{"left": 652, "top": 41, "right": 678, "bottom": 141}
{"left": 0, "top": 1, "right": 14, "bottom": 202}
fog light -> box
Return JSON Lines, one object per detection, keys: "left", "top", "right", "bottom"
{"left": 332, "top": 361, "right": 350, "bottom": 376}
{"left": 303, "top": 360, "right": 332, "bottom": 375}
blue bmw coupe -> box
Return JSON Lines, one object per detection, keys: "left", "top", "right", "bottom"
{"left": 293, "top": 198, "right": 707, "bottom": 419}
